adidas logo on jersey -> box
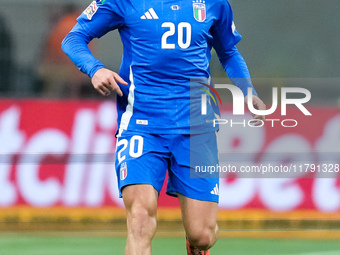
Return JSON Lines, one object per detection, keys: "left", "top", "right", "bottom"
{"left": 140, "top": 8, "right": 159, "bottom": 19}
{"left": 210, "top": 184, "right": 219, "bottom": 195}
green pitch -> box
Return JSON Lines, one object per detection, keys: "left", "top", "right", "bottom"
{"left": 1, "top": 235, "right": 340, "bottom": 255}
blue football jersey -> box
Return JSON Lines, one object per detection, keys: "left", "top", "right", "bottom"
{"left": 72, "top": 0, "right": 251, "bottom": 135}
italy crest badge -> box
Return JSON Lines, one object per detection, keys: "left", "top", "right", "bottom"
{"left": 120, "top": 162, "right": 127, "bottom": 180}
{"left": 193, "top": 1, "right": 206, "bottom": 22}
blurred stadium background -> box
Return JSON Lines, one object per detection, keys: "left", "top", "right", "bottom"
{"left": 0, "top": 0, "right": 340, "bottom": 254}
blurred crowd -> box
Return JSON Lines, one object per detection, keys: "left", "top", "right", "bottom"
{"left": 0, "top": 1, "right": 339, "bottom": 102}
{"left": 0, "top": 3, "right": 98, "bottom": 99}
{"left": 38, "top": 4, "right": 95, "bottom": 98}
{"left": 0, "top": 15, "right": 12, "bottom": 94}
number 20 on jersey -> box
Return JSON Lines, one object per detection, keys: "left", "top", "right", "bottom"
{"left": 161, "top": 22, "right": 192, "bottom": 49}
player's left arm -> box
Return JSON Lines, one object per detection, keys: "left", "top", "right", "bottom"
{"left": 219, "top": 47, "right": 266, "bottom": 124}
{"left": 210, "top": 0, "right": 265, "bottom": 124}
{"left": 222, "top": 47, "right": 266, "bottom": 124}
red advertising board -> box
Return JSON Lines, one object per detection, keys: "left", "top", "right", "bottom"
{"left": 0, "top": 100, "right": 339, "bottom": 217}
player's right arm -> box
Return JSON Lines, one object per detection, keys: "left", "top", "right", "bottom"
{"left": 61, "top": 0, "right": 127, "bottom": 96}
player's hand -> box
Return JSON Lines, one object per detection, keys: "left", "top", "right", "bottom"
{"left": 245, "top": 94, "right": 266, "bottom": 126}
{"left": 91, "top": 68, "right": 128, "bottom": 96}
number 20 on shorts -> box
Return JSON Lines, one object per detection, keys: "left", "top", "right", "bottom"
{"left": 116, "top": 135, "right": 144, "bottom": 164}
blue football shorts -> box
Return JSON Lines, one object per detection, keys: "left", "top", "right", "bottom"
{"left": 115, "top": 130, "right": 219, "bottom": 203}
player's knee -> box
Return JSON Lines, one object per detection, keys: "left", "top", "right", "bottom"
{"left": 129, "top": 205, "right": 156, "bottom": 224}
{"left": 128, "top": 205, "right": 157, "bottom": 239}
{"left": 187, "top": 227, "right": 216, "bottom": 251}
{"left": 123, "top": 186, "right": 158, "bottom": 241}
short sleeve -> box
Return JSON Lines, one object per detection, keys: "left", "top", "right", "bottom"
{"left": 77, "top": 0, "right": 125, "bottom": 38}
{"left": 211, "top": 0, "right": 242, "bottom": 58}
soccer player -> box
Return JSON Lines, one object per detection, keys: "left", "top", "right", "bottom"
{"left": 62, "top": 0, "right": 266, "bottom": 254}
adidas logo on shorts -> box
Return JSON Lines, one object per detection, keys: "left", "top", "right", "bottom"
{"left": 210, "top": 184, "right": 219, "bottom": 195}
